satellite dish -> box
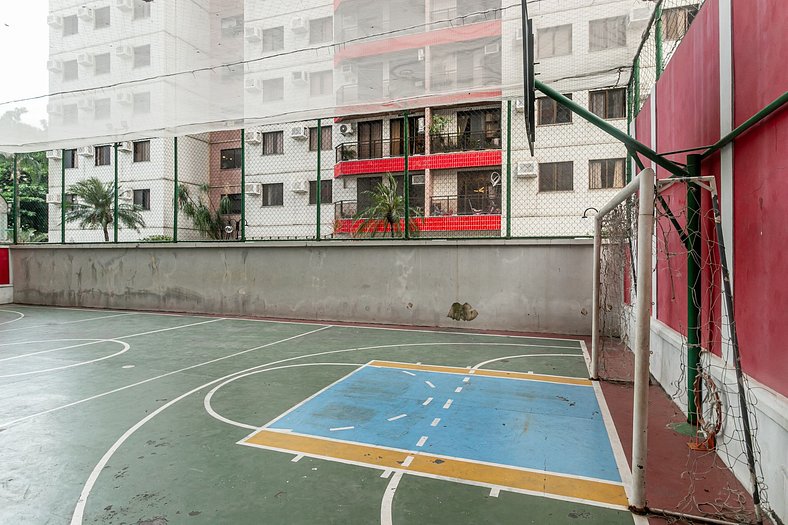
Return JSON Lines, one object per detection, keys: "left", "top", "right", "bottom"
{"left": 224, "top": 225, "right": 234, "bottom": 234}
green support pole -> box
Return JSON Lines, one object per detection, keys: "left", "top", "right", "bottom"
{"left": 12, "top": 154, "right": 18, "bottom": 244}
{"left": 173, "top": 137, "right": 178, "bottom": 243}
{"left": 686, "top": 154, "right": 702, "bottom": 425}
{"left": 61, "top": 150, "right": 66, "bottom": 244}
{"left": 403, "top": 110, "right": 410, "bottom": 239}
{"left": 316, "top": 119, "right": 322, "bottom": 241}
{"left": 626, "top": 85, "right": 633, "bottom": 184}
{"left": 655, "top": 4, "right": 664, "bottom": 79}
{"left": 634, "top": 56, "right": 641, "bottom": 117}
{"left": 506, "top": 100, "right": 512, "bottom": 238}
{"left": 113, "top": 143, "right": 119, "bottom": 243}
{"left": 241, "top": 129, "right": 246, "bottom": 242}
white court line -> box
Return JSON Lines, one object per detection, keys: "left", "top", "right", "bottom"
{"left": 0, "top": 340, "right": 131, "bottom": 379}
{"left": 472, "top": 353, "right": 586, "bottom": 370}
{"left": 443, "top": 399, "right": 453, "bottom": 409}
{"left": 430, "top": 418, "right": 441, "bottom": 427}
{"left": 0, "top": 312, "right": 137, "bottom": 334}
{"left": 380, "top": 471, "right": 403, "bottom": 525}
{"left": 387, "top": 414, "right": 407, "bottom": 422}
{"left": 0, "top": 339, "right": 121, "bottom": 362}
{"left": 401, "top": 456, "right": 414, "bottom": 467}
{"left": 416, "top": 436, "right": 428, "bottom": 447}
{"left": 455, "top": 387, "right": 463, "bottom": 393}
{"left": 291, "top": 455, "right": 303, "bottom": 463}
{"left": 463, "top": 377, "right": 470, "bottom": 383}
{"left": 425, "top": 381, "right": 435, "bottom": 388}
{"left": 380, "top": 470, "right": 392, "bottom": 479}
{"left": 489, "top": 487, "right": 500, "bottom": 498}
{"left": 401, "top": 370, "right": 416, "bottom": 377}
{"left": 0, "top": 310, "right": 25, "bottom": 327}
{"left": 330, "top": 426, "right": 354, "bottom": 432}
{"left": 422, "top": 397, "right": 433, "bottom": 406}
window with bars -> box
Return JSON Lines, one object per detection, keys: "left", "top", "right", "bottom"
{"left": 262, "top": 26, "right": 284, "bottom": 52}
{"left": 538, "top": 24, "right": 572, "bottom": 58}
{"left": 262, "top": 131, "right": 284, "bottom": 155}
{"left": 133, "top": 140, "right": 150, "bottom": 162}
{"left": 539, "top": 161, "right": 574, "bottom": 192}
{"left": 309, "top": 126, "right": 332, "bottom": 151}
{"left": 589, "top": 158, "right": 626, "bottom": 189}
{"left": 95, "top": 145, "right": 111, "bottom": 166}
{"left": 309, "top": 180, "right": 332, "bottom": 205}
{"left": 309, "top": 17, "right": 333, "bottom": 44}
{"left": 589, "top": 16, "right": 627, "bottom": 51}
{"left": 262, "top": 183, "right": 284, "bottom": 207}
{"left": 133, "top": 189, "right": 151, "bottom": 210}
{"left": 64, "top": 149, "right": 78, "bottom": 169}
{"left": 589, "top": 88, "right": 626, "bottom": 119}
{"left": 537, "top": 94, "right": 572, "bottom": 125}
{"left": 220, "top": 148, "right": 242, "bottom": 169}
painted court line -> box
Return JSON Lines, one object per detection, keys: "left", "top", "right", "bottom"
{"left": 401, "top": 456, "right": 414, "bottom": 467}
{"left": 455, "top": 387, "right": 463, "bottom": 393}
{"left": 330, "top": 426, "right": 354, "bottom": 432}
{"left": 422, "top": 397, "right": 433, "bottom": 406}
{"left": 401, "top": 371, "right": 416, "bottom": 377}
{"left": 425, "top": 380, "right": 435, "bottom": 388}
{"left": 443, "top": 399, "right": 453, "bottom": 409}
{"left": 291, "top": 455, "right": 303, "bottom": 463}
{"left": 0, "top": 340, "right": 131, "bottom": 379}
{"left": 381, "top": 470, "right": 392, "bottom": 479}
{"left": 387, "top": 414, "right": 407, "bottom": 422}
{"left": 471, "top": 353, "right": 586, "bottom": 371}
{"left": 0, "top": 312, "right": 137, "bottom": 334}
{"left": 381, "top": 471, "right": 403, "bottom": 525}
{"left": 463, "top": 377, "right": 470, "bottom": 383}
{"left": 490, "top": 487, "right": 500, "bottom": 498}
{"left": 430, "top": 418, "right": 441, "bottom": 427}
{"left": 416, "top": 436, "right": 428, "bottom": 447}
{"left": 0, "top": 310, "right": 25, "bottom": 327}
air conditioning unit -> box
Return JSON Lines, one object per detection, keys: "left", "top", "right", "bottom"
{"left": 115, "top": 0, "right": 133, "bottom": 11}
{"left": 289, "top": 126, "right": 308, "bottom": 140}
{"left": 516, "top": 161, "right": 538, "bottom": 178}
{"left": 245, "top": 131, "right": 262, "bottom": 144}
{"left": 245, "top": 26, "right": 262, "bottom": 42}
{"left": 515, "top": 27, "right": 523, "bottom": 42}
{"left": 629, "top": 7, "right": 652, "bottom": 27}
{"left": 245, "top": 183, "right": 261, "bottom": 195}
{"left": 46, "top": 193, "right": 63, "bottom": 204}
{"left": 514, "top": 99, "right": 525, "bottom": 113}
{"left": 291, "top": 71, "right": 309, "bottom": 84}
{"left": 115, "top": 45, "right": 134, "bottom": 59}
{"left": 77, "top": 53, "right": 94, "bottom": 67}
{"left": 47, "top": 14, "right": 63, "bottom": 27}
{"left": 116, "top": 92, "right": 133, "bottom": 105}
{"left": 118, "top": 141, "right": 133, "bottom": 152}
{"left": 77, "top": 146, "right": 94, "bottom": 157}
{"left": 291, "top": 180, "right": 308, "bottom": 193}
{"left": 484, "top": 43, "right": 501, "bottom": 55}
{"left": 78, "top": 99, "right": 95, "bottom": 111}
{"left": 417, "top": 117, "right": 425, "bottom": 134}
{"left": 417, "top": 48, "right": 425, "bottom": 61}
{"left": 77, "top": 7, "right": 94, "bottom": 21}
{"left": 244, "top": 78, "right": 262, "bottom": 92}
{"left": 47, "top": 102, "right": 63, "bottom": 115}
{"left": 47, "top": 59, "right": 62, "bottom": 73}
{"left": 411, "top": 174, "right": 425, "bottom": 185}
{"left": 46, "top": 150, "right": 62, "bottom": 160}
{"left": 339, "top": 123, "right": 355, "bottom": 135}
{"left": 291, "top": 17, "right": 307, "bottom": 33}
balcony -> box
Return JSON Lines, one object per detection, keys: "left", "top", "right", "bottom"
{"left": 336, "top": 137, "right": 426, "bottom": 162}
{"left": 430, "top": 131, "right": 501, "bottom": 154}
{"left": 429, "top": 192, "right": 501, "bottom": 216}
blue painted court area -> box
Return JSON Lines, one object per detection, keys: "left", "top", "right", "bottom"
{"left": 267, "top": 362, "right": 621, "bottom": 482}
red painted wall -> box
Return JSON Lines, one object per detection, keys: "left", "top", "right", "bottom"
{"left": 335, "top": 150, "right": 502, "bottom": 177}
{"left": 730, "top": 0, "right": 788, "bottom": 395}
{"left": 0, "top": 247, "right": 9, "bottom": 286}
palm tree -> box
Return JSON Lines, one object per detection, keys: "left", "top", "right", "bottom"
{"left": 353, "top": 173, "right": 420, "bottom": 238}
{"left": 176, "top": 183, "right": 231, "bottom": 239}
{"left": 64, "top": 177, "right": 145, "bottom": 242}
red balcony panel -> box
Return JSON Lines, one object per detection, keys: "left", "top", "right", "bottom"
{"left": 334, "top": 149, "right": 502, "bottom": 177}
{"left": 334, "top": 20, "right": 501, "bottom": 63}
{"left": 334, "top": 215, "right": 501, "bottom": 234}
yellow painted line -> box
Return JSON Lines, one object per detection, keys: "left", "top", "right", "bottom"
{"left": 368, "top": 360, "right": 592, "bottom": 386}
{"left": 243, "top": 430, "right": 626, "bottom": 507}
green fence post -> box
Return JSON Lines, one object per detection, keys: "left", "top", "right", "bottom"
{"left": 403, "top": 110, "right": 410, "bottom": 239}
{"left": 113, "top": 143, "right": 119, "bottom": 243}
{"left": 12, "top": 153, "right": 18, "bottom": 244}
{"left": 633, "top": 56, "right": 641, "bottom": 116}
{"left": 506, "top": 100, "right": 512, "bottom": 239}
{"left": 173, "top": 137, "right": 178, "bottom": 243}
{"left": 241, "top": 129, "right": 246, "bottom": 242}
{"left": 655, "top": 4, "right": 664, "bottom": 79}
{"left": 686, "top": 154, "right": 702, "bottom": 425}
{"left": 316, "top": 118, "right": 322, "bottom": 241}
{"left": 61, "top": 149, "right": 66, "bottom": 244}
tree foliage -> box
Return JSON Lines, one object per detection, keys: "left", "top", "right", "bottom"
{"left": 353, "top": 173, "right": 420, "bottom": 238}
{"left": 65, "top": 177, "right": 145, "bottom": 242}
{"left": 176, "top": 183, "right": 231, "bottom": 240}
{"left": 0, "top": 151, "right": 49, "bottom": 237}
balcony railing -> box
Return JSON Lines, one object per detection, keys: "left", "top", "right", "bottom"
{"left": 430, "top": 131, "right": 501, "bottom": 154}
{"left": 336, "top": 137, "right": 426, "bottom": 162}
{"left": 430, "top": 193, "right": 501, "bottom": 216}
{"left": 334, "top": 200, "right": 359, "bottom": 220}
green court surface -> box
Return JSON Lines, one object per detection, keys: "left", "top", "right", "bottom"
{"left": 0, "top": 306, "right": 641, "bottom": 525}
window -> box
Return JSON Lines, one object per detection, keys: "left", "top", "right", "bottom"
{"left": 309, "top": 17, "right": 333, "bottom": 44}
{"left": 64, "top": 149, "right": 78, "bottom": 169}
{"left": 589, "top": 88, "right": 626, "bottom": 119}
{"left": 262, "top": 183, "right": 284, "bottom": 207}
{"left": 63, "top": 15, "right": 78, "bottom": 36}
{"left": 589, "top": 16, "right": 626, "bottom": 51}
{"left": 309, "top": 126, "right": 332, "bottom": 151}
{"left": 63, "top": 60, "right": 78, "bottom": 81}
{"left": 63, "top": 104, "right": 78, "bottom": 125}
{"left": 537, "top": 94, "right": 572, "bottom": 125}
{"left": 133, "top": 189, "right": 151, "bottom": 210}
{"left": 220, "top": 148, "right": 242, "bottom": 169}
{"left": 133, "top": 92, "right": 151, "bottom": 114}
{"left": 263, "top": 78, "right": 284, "bottom": 102}
{"left": 133, "top": 45, "right": 151, "bottom": 68}
{"left": 221, "top": 15, "right": 243, "bottom": 38}
{"left": 310, "top": 70, "right": 333, "bottom": 97}
{"left": 309, "top": 180, "right": 332, "bottom": 205}
{"left": 133, "top": 140, "right": 150, "bottom": 162}
{"left": 262, "top": 131, "right": 284, "bottom": 155}
{"left": 94, "top": 53, "right": 110, "bottom": 75}
{"left": 133, "top": 0, "right": 151, "bottom": 20}
{"left": 220, "top": 193, "right": 242, "bottom": 214}
{"left": 538, "top": 24, "right": 572, "bottom": 58}
{"left": 94, "top": 98, "right": 111, "bottom": 120}
{"left": 589, "top": 159, "right": 626, "bottom": 189}
{"left": 539, "top": 161, "right": 573, "bottom": 192}
{"left": 94, "top": 6, "right": 110, "bottom": 29}
{"left": 262, "top": 26, "right": 284, "bottom": 52}
{"left": 95, "top": 145, "right": 111, "bottom": 166}
{"left": 662, "top": 6, "right": 698, "bottom": 41}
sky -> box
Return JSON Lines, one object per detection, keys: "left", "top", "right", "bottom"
{"left": 0, "top": 2, "right": 50, "bottom": 128}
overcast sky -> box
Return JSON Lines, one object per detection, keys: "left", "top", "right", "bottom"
{"left": 0, "top": 3, "right": 50, "bottom": 127}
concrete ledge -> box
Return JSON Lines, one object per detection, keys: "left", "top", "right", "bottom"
{"left": 0, "top": 285, "right": 12, "bottom": 304}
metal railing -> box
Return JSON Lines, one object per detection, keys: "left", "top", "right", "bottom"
{"left": 335, "top": 137, "right": 425, "bottom": 162}
{"left": 430, "top": 131, "right": 501, "bottom": 154}
{"left": 429, "top": 193, "right": 501, "bottom": 217}
{"left": 334, "top": 200, "right": 358, "bottom": 220}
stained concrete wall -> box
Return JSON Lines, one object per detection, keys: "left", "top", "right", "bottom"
{"left": 10, "top": 240, "right": 594, "bottom": 334}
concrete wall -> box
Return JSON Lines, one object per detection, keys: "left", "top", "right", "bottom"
{"left": 10, "top": 239, "right": 594, "bottom": 334}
